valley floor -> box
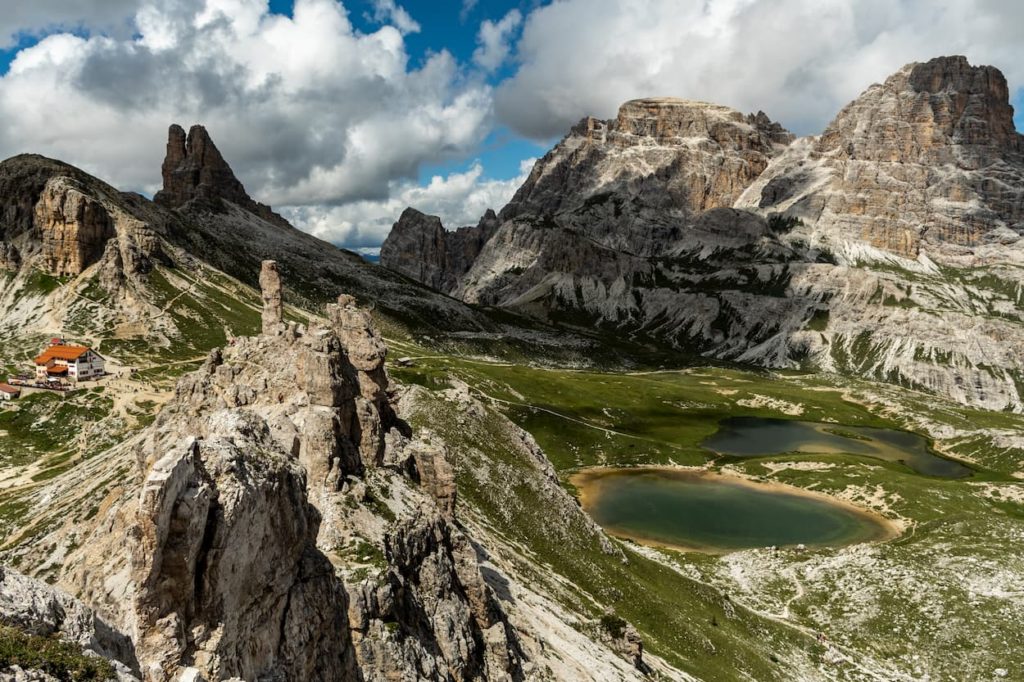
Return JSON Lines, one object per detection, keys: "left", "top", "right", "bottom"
{"left": 386, "top": 337, "right": 1024, "bottom": 682}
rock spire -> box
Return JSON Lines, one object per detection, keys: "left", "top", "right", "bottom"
{"left": 153, "top": 124, "right": 289, "bottom": 226}
{"left": 259, "top": 259, "right": 283, "bottom": 335}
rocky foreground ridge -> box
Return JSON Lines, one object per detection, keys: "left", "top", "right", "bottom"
{"left": 0, "top": 264, "right": 667, "bottom": 681}
{"left": 382, "top": 56, "right": 1024, "bottom": 410}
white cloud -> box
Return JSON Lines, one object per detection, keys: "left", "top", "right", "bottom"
{"left": 0, "top": 0, "right": 489, "bottom": 210}
{"left": 497, "top": 0, "right": 1024, "bottom": 138}
{"left": 0, "top": 0, "right": 144, "bottom": 48}
{"left": 284, "top": 157, "right": 535, "bottom": 249}
{"left": 368, "top": 0, "right": 421, "bottom": 35}
{"left": 3, "top": 0, "right": 1022, "bottom": 253}
{"left": 460, "top": 0, "right": 479, "bottom": 23}
{"left": 473, "top": 9, "right": 521, "bottom": 72}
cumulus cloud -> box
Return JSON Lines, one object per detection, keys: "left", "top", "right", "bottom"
{"left": 4, "top": 0, "right": 1021, "bottom": 252}
{"left": 496, "top": 0, "right": 1024, "bottom": 138}
{"left": 0, "top": 0, "right": 143, "bottom": 48}
{"left": 283, "top": 157, "right": 535, "bottom": 249}
{"left": 368, "top": 0, "right": 421, "bottom": 35}
{"left": 0, "top": 0, "right": 490, "bottom": 210}
{"left": 473, "top": 9, "right": 522, "bottom": 72}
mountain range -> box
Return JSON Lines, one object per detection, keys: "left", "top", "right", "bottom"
{"left": 382, "top": 56, "right": 1024, "bottom": 411}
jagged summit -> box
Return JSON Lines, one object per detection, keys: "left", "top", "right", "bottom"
{"left": 611, "top": 97, "right": 795, "bottom": 146}
{"left": 492, "top": 94, "right": 792, "bottom": 231}
{"left": 818, "top": 55, "right": 1023, "bottom": 165}
{"left": 154, "top": 123, "right": 287, "bottom": 226}
{"left": 744, "top": 54, "right": 1024, "bottom": 257}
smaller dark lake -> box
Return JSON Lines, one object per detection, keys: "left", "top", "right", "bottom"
{"left": 701, "top": 417, "right": 971, "bottom": 478}
{"left": 572, "top": 468, "right": 895, "bottom": 552}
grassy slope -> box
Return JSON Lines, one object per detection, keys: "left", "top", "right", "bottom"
{"left": 391, "top": 341, "right": 1024, "bottom": 680}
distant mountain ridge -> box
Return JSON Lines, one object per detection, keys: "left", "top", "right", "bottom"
{"left": 381, "top": 56, "right": 1024, "bottom": 411}
{"left": 0, "top": 121, "right": 609, "bottom": 382}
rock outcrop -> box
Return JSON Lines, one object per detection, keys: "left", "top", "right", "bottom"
{"left": 54, "top": 266, "right": 529, "bottom": 681}
{"left": 0, "top": 566, "right": 139, "bottom": 679}
{"left": 131, "top": 431, "right": 357, "bottom": 682}
{"left": 496, "top": 98, "right": 793, "bottom": 257}
{"left": 154, "top": 124, "right": 288, "bottom": 227}
{"left": 259, "top": 259, "right": 283, "bottom": 335}
{"left": 383, "top": 98, "right": 793, "bottom": 297}
{"left": 0, "top": 242, "right": 20, "bottom": 270}
{"left": 0, "top": 155, "right": 161, "bottom": 288}
{"left": 381, "top": 208, "right": 500, "bottom": 292}
{"left": 34, "top": 177, "right": 116, "bottom": 276}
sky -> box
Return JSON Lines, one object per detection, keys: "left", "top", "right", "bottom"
{"left": 0, "top": 0, "right": 1022, "bottom": 253}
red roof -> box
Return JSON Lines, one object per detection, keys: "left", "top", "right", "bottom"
{"left": 0, "top": 383, "right": 19, "bottom": 394}
{"left": 47, "top": 366, "right": 69, "bottom": 375}
{"left": 34, "top": 345, "right": 90, "bottom": 365}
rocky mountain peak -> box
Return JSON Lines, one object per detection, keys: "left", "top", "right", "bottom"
{"left": 818, "top": 55, "right": 1023, "bottom": 165}
{"left": 154, "top": 123, "right": 288, "bottom": 226}
{"left": 611, "top": 97, "right": 795, "bottom": 148}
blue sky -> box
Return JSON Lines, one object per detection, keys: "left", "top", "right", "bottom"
{"left": 1, "top": 0, "right": 1022, "bottom": 250}
{"left": 338, "top": 0, "right": 553, "bottom": 184}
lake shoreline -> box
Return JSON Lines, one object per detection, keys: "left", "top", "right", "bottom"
{"left": 569, "top": 465, "right": 904, "bottom": 554}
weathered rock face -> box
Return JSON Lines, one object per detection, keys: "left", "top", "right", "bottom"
{"left": 0, "top": 155, "right": 162, "bottom": 289}
{"left": 132, "top": 429, "right": 357, "bottom": 682}
{"left": 0, "top": 242, "right": 20, "bottom": 270}
{"left": 497, "top": 98, "right": 793, "bottom": 256}
{"left": 380, "top": 208, "right": 448, "bottom": 289}
{"left": 34, "top": 177, "right": 115, "bottom": 276}
{"left": 381, "top": 208, "right": 500, "bottom": 293}
{"left": 154, "top": 124, "right": 288, "bottom": 227}
{"left": 349, "top": 509, "right": 521, "bottom": 681}
{"left": 383, "top": 99, "right": 792, "bottom": 296}
{"left": 0, "top": 567, "right": 139, "bottom": 679}
{"left": 154, "top": 124, "right": 249, "bottom": 210}
{"left": 739, "top": 55, "right": 1024, "bottom": 258}
{"left": 55, "top": 268, "right": 533, "bottom": 681}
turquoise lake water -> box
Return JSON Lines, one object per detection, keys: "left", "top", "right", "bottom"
{"left": 575, "top": 469, "right": 892, "bottom": 552}
{"left": 702, "top": 417, "right": 971, "bottom": 478}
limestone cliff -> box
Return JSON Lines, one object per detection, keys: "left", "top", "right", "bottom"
{"left": 499, "top": 98, "right": 793, "bottom": 237}
{"left": 738, "top": 55, "right": 1024, "bottom": 259}
{"left": 382, "top": 99, "right": 793, "bottom": 293}
{"left": 0, "top": 566, "right": 139, "bottom": 679}
{"left": 381, "top": 207, "right": 499, "bottom": 292}
{"left": 0, "top": 156, "right": 161, "bottom": 284}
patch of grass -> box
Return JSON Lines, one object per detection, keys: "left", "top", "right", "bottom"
{"left": 19, "top": 270, "right": 66, "bottom": 297}
{"left": 0, "top": 625, "right": 115, "bottom": 681}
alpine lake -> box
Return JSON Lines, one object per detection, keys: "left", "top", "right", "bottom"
{"left": 573, "top": 417, "right": 972, "bottom": 553}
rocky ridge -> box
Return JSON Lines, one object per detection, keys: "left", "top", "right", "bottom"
{"left": 381, "top": 57, "right": 1024, "bottom": 411}
{"left": 0, "top": 264, "right": 665, "bottom": 681}
{"left": 0, "top": 155, "right": 162, "bottom": 283}
{"left": 0, "top": 123, "right": 602, "bottom": 403}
